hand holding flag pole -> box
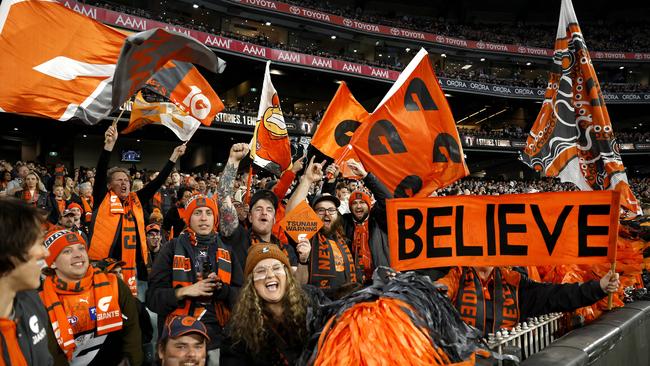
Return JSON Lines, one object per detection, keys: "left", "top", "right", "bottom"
{"left": 326, "top": 144, "right": 353, "bottom": 180}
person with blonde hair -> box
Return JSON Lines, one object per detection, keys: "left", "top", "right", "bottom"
{"left": 221, "top": 244, "right": 328, "bottom": 365}
{"left": 14, "top": 171, "right": 49, "bottom": 211}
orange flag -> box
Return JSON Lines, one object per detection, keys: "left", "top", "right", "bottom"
{"left": 521, "top": 0, "right": 641, "bottom": 217}
{"left": 350, "top": 48, "right": 468, "bottom": 197}
{"left": 311, "top": 82, "right": 368, "bottom": 179}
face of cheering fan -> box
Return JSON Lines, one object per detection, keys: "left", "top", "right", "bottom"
{"left": 314, "top": 201, "right": 338, "bottom": 232}
{"left": 248, "top": 199, "right": 275, "bottom": 237}
{"left": 158, "top": 334, "right": 207, "bottom": 366}
{"left": 252, "top": 258, "right": 287, "bottom": 304}
{"left": 189, "top": 207, "right": 214, "bottom": 236}
{"left": 53, "top": 243, "right": 89, "bottom": 282}
{"left": 350, "top": 199, "right": 369, "bottom": 221}
{"left": 109, "top": 171, "right": 131, "bottom": 200}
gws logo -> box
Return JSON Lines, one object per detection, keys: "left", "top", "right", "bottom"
{"left": 98, "top": 296, "right": 113, "bottom": 312}
{"left": 29, "top": 316, "right": 46, "bottom": 344}
{"left": 182, "top": 86, "right": 212, "bottom": 120}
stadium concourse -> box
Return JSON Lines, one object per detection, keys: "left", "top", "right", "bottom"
{"left": 1, "top": 0, "right": 650, "bottom": 365}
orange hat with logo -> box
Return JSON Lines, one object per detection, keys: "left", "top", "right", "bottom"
{"left": 183, "top": 195, "right": 218, "bottom": 227}
{"left": 348, "top": 190, "right": 371, "bottom": 209}
{"left": 43, "top": 229, "right": 86, "bottom": 266}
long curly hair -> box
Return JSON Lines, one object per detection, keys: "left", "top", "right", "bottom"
{"left": 229, "top": 265, "right": 309, "bottom": 354}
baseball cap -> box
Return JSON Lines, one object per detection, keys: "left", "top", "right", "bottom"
{"left": 249, "top": 189, "right": 278, "bottom": 210}
{"left": 160, "top": 315, "right": 210, "bottom": 342}
{"left": 94, "top": 257, "right": 126, "bottom": 272}
{"left": 62, "top": 209, "right": 75, "bottom": 217}
{"left": 146, "top": 223, "right": 161, "bottom": 233}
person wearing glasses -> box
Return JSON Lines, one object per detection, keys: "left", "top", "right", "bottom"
{"left": 285, "top": 157, "right": 362, "bottom": 299}
{"left": 221, "top": 244, "right": 328, "bottom": 365}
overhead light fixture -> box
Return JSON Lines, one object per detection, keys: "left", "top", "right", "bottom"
{"left": 461, "top": 64, "right": 472, "bottom": 70}
{"left": 526, "top": 62, "right": 532, "bottom": 66}
{"left": 334, "top": 80, "right": 343, "bottom": 84}
{"left": 444, "top": 93, "right": 453, "bottom": 97}
{"left": 83, "top": 134, "right": 87, "bottom": 138}
{"left": 474, "top": 108, "right": 508, "bottom": 125}
{"left": 265, "top": 21, "right": 271, "bottom": 26}
{"left": 619, "top": 66, "right": 625, "bottom": 70}
{"left": 13, "top": 127, "right": 18, "bottom": 131}
{"left": 137, "top": 139, "right": 141, "bottom": 142}
{"left": 378, "top": 53, "right": 382, "bottom": 57}
{"left": 353, "top": 49, "right": 357, "bottom": 53}
{"left": 331, "top": 35, "right": 336, "bottom": 39}
{"left": 193, "top": 4, "right": 198, "bottom": 9}
{"left": 250, "top": 87, "right": 257, "bottom": 92}
{"left": 441, "top": 53, "right": 447, "bottom": 58}
{"left": 480, "top": 58, "right": 485, "bottom": 62}
{"left": 405, "top": 47, "right": 411, "bottom": 52}
{"left": 270, "top": 69, "right": 284, "bottom": 75}
{"left": 456, "top": 107, "right": 487, "bottom": 123}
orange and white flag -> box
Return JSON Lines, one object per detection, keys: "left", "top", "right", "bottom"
{"left": 351, "top": 48, "right": 468, "bottom": 197}
{"left": 122, "top": 91, "right": 200, "bottom": 141}
{"left": 0, "top": 0, "right": 225, "bottom": 125}
{"left": 250, "top": 61, "right": 292, "bottom": 176}
{"left": 520, "top": 0, "right": 641, "bottom": 217}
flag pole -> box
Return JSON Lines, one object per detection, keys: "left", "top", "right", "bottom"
{"left": 607, "top": 261, "right": 616, "bottom": 310}
{"left": 112, "top": 108, "right": 126, "bottom": 128}
{"left": 244, "top": 165, "right": 253, "bottom": 206}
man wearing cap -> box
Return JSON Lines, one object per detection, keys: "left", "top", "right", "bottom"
{"left": 335, "top": 160, "right": 391, "bottom": 284}
{"left": 146, "top": 223, "right": 164, "bottom": 264}
{"left": 158, "top": 315, "right": 210, "bottom": 366}
{"left": 39, "top": 228, "right": 142, "bottom": 366}
{"left": 286, "top": 158, "right": 362, "bottom": 298}
{"left": 147, "top": 194, "right": 243, "bottom": 366}
{"left": 60, "top": 204, "right": 90, "bottom": 243}
{"left": 88, "top": 124, "right": 186, "bottom": 296}
{"left": 0, "top": 198, "right": 52, "bottom": 366}
{"left": 216, "top": 143, "right": 298, "bottom": 271}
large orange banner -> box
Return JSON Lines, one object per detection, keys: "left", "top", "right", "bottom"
{"left": 387, "top": 191, "right": 620, "bottom": 271}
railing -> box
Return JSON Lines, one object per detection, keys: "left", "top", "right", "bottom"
{"left": 485, "top": 312, "right": 564, "bottom": 364}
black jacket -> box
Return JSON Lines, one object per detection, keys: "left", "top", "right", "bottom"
{"left": 220, "top": 285, "right": 330, "bottom": 366}
{"left": 146, "top": 233, "right": 243, "bottom": 349}
{"left": 2, "top": 291, "right": 53, "bottom": 366}
{"left": 162, "top": 205, "right": 185, "bottom": 238}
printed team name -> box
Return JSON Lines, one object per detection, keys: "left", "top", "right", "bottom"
{"left": 96, "top": 310, "right": 120, "bottom": 321}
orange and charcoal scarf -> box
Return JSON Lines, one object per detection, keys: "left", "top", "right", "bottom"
{"left": 89, "top": 191, "right": 147, "bottom": 295}
{"left": 309, "top": 232, "right": 359, "bottom": 290}
{"left": 40, "top": 267, "right": 122, "bottom": 360}
{"left": 455, "top": 268, "right": 519, "bottom": 337}
{"left": 0, "top": 319, "right": 28, "bottom": 366}
{"left": 81, "top": 196, "right": 94, "bottom": 224}
{"left": 170, "top": 229, "right": 232, "bottom": 327}
{"left": 56, "top": 199, "right": 66, "bottom": 216}
{"left": 352, "top": 219, "right": 373, "bottom": 282}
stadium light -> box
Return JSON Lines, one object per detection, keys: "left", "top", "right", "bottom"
{"left": 461, "top": 64, "right": 472, "bottom": 70}
{"left": 265, "top": 21, "right": 271, "bottom": 26}
{"left": 353, "top": 49, "right": 357, "bottom": 53}
{"left": 526, "top": 62, "right": 532, "bottom": 66}
{"left": 441, "top": 53, "right": 447, "bottom": 58}
{"left": 331, "top": 35, "right": 337, "bottom": 39}
{"left": 193, "top": 4, "right": 198, "bottom": 9}
{"left": 405, "top": 48, "right": 411, "bottom": 52}
{"left": 619, "top": 66, "right": 625, "bottom": 70}
{"left": 480, "top": 58, "right": 485, "bottom": 62}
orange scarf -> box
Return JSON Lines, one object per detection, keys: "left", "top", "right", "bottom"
{"left": 89, "top": 191, "right": 147, "bottom": 295}
{"left": 40, "top": 268, "right": 122, "bottom": 360}
{"left": 352, "top": 220, "right": 373, "bottom": 282}
{"left": 0, "top": 319, "right": 28, "bottom": 366}
{"left": 81, "top": 196, "right": 94, "bottom": 224}
{"left": 171, "top": 229, "right": 232, "bottom": 327}
{"left": 56, "top": 199, "right": 66, "bottom": 215}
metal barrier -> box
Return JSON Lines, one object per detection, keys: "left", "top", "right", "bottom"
{"left": 485, "top": 313, "right": 564, "bottom": 364}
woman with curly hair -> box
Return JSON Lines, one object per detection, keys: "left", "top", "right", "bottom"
{"left": 221, "top": 244, "right": 329, "bottom": 366}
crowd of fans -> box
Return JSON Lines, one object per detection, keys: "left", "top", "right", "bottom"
{"left": 283, "top": 0, "right": 650, "bottom": 53}
{"left": 0, "top": 120, "right": 646, "bottom": 365}
{"left": 85, "top": 1, "right": 650, "bottom": 94}
{"left": 457, "top": 126, "right": 650, "bottom": 144}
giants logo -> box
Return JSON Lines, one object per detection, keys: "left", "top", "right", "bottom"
{"left": 182, "top": 86, "right": 212, "bottom": 121}
{"left": 98, "top": 296, "right": 113, "bottom": 312}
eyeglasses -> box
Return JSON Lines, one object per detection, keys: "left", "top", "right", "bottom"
{"left": 315, "top": 208, "right": 338, "bottom": 215}
{"left": 252, "top": 264, "right": 286, "bottom": 281}
{"left": 147, "top": 232, "right": 161, "bottom": 237}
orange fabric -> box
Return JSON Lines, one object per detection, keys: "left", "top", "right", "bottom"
{"left": 352, "top": 220, "right": 372, "bottom": 281}
{"left": 56, "top": 199, "right": 66, "bottom": 215}
{"left": 20, "top": 189, "right": 40, "bottom": 206}
{"left": 278, "top": 201, "right": 323, "bottom": 242}
{"left": 0, "top": 1, "right": 123, "bottom": 120}
{"left": 250, "top": 62, "right": 292, "bottom": 175}
{"left": 350, "top": 49, "right": 468, "bottom": 198}
{"left": 152, "top": 192, "right": 162, "bottom": 211}
{"left": 81, "top": 196, "right": 94, "bottom": 224}
{"left": 0, "top": 318, "right": 28, "bottom": 366}
{"left": 387, "top": 191, "right": 621, "bottom": 271}
{"left": 40, "top": 268, "right": 121, "bottom": 360}
{"left": 89, "top": 191, "right": 147, "bottom": 295}
{"left": 146, "top": 61, "right": 224, "bottom": 127}
{"left": 521, "top": 4, "right": 641, "bottom": 216}
{"left": 311, "top": 82, "right": 368, "bottom": 160}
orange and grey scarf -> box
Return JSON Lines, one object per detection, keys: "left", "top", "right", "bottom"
{"left": 40, "top": 267, "right": 122, "bottom": 360}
